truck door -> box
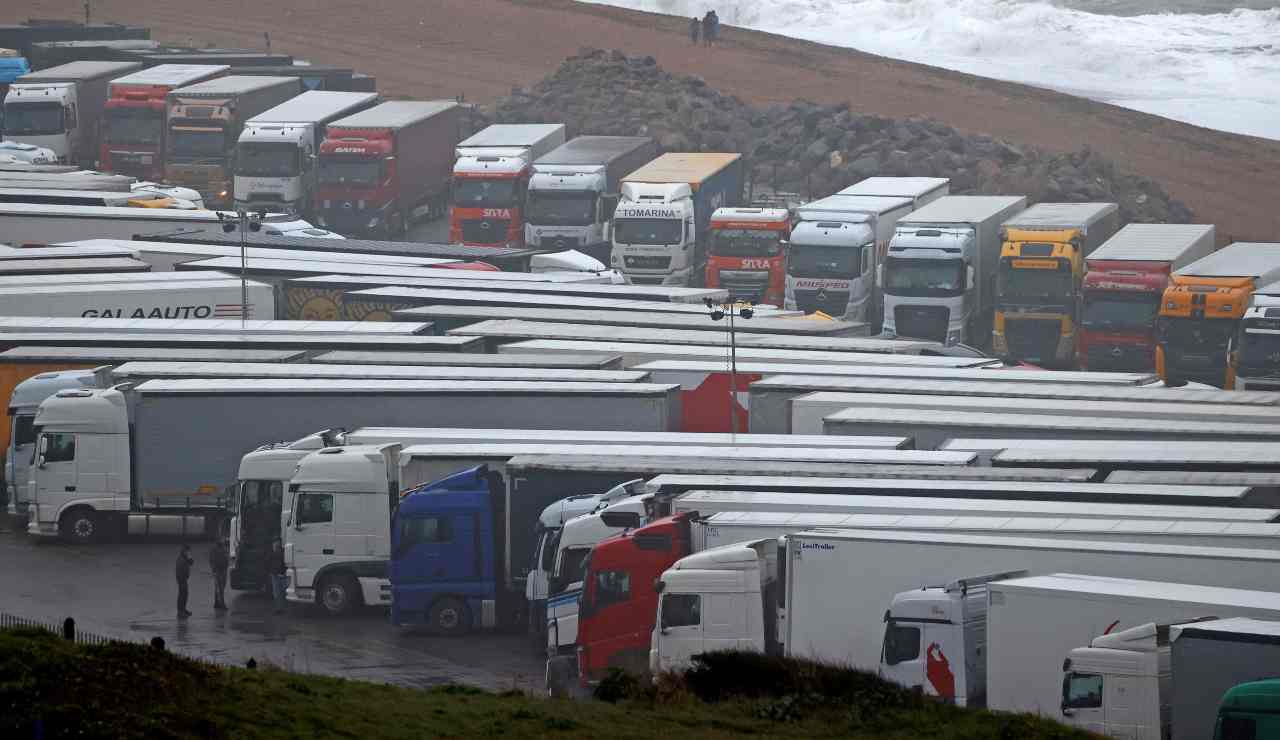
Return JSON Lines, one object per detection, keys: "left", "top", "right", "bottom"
{"left": 1061, "top": 671, "right": 1106, "bottom": 735}
{"left": 289, "top": 491, "right": 337, "bottom": 585}
{"left": 35, "top": 431, "right": 78, "bottom": 503}
{"left": 656, "top": 592, "right": 702, "bottom": 672}
{"left": 389, "top": 512, "right": 478, "bottom": 586}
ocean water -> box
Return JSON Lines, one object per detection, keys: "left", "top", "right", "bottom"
{"left": 581, "top": 0, "right": 1280, "bottom": 139}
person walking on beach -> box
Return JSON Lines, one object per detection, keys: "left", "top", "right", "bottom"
{"left": 703, "top": 10, "right": 719, "bottom": 47}
{"left": 689, "top": 16, "right": 701, "bottom": 46}
{"left": 175, "top": 544, "right": 193, "bottom": 619}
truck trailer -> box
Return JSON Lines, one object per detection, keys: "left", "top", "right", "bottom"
{"left": 835, "top": 177, "right": 949, "bottom": 209}
{"left": 100, "top": 64, "right": 229, "bottom": 179}
{"left": 992, "top": 202, "right": 1121, "bottom": 366}
{"left": 0, "top": 202, "right": 316, "bottom": 244}
{"left": 4, "top": 60, "right": 142, "bottom": 165}
{"left": 0, "top": 276, "right": 274, "bottom": 320}
{"left": 611, "top": 153, "right": 744, "bottom": 286}
{"left": 1078, "top": 224, "right": 1215, "bottom": 372}
{"left": 449, "top": 124, "right": 566, "bottom": 247}
{"left": 316, "top": 101, "right": 462, "bottom": 237}
{"left": 164, "top": 75, "right": 303, "bottom": 208}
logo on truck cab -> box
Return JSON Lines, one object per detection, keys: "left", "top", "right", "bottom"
{"left": 481, "top": 208, "right": 512, "bottom": 218}
{"left": 617, "top": 208, "right": 677, "bottom": 218}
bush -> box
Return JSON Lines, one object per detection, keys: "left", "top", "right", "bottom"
{"left": 683, "top": 650, "right": 919, "bottom": 710}
{"left": 593, "top": 667, "right": 642, "bottom": 703}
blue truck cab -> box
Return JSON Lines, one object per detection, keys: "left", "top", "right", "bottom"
{"left": 0, "top": 52, "right": 32, "bottom": 127}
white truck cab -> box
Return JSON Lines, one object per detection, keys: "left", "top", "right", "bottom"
{"left": 234, "top": 123, "right": 312, "bottom": 212}
{"left": 881, "top": 227, "right": 976, "bottom": 344}
{"left": 1060, "top": 622, "right": 1170, "bottom": 738}
{"left": 784, "top": 217, "right": 876, "bottom": 321}
{"left": 3, "top": 83, "right": 76, "bottom": 163}
{"left": 612, "top": 182, "right": 697, "bottom": 285}
{"left": 6, "top": 369, "right": 97, "bottom": 516}
{"left": 526, "top": 166, "right": 610, "bottom": 249}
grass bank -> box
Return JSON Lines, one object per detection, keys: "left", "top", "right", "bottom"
{"left": 0, "top": 628, "right": 1091, "bottom": 739}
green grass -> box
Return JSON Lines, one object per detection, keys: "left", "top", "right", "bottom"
{"left": 0, "top": 628, "right": 1094, "bottom": 739}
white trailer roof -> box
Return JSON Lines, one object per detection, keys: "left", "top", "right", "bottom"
{"left": 189, "top": 259, "right": 608, "bottom": 282}
{"left": 247, "top": 91, "right": 379, "bottom": 124}
{"left": 797, "top": 195, "right": 911, "bottom": 218}
{"left": 458, "top": 124, "right": 565, "bottom": 148}
{"left": 0, "top": 202, "right": 297, "bottom": 222}
{"left": 0, "top": 316, "right": 432, "bottom": 335}
{"left": 670, "top": 490, "right": 1277, "bottom": 522}
{"left": 1002, "top": 202, "right": 1118, "bottom": 229}
{"left": 824, "top": 407, "right": 1280, "bottom": 440}
{"left": 397, "top": 443, "right": 922, "bottom": 463}
{"left": 134, "top": 378, "right": 679, "bottom": 396}
{"left": 1174, "top": 242, "right": 1280, "bottom": 278}
{"left": 508, "top": 342, "right": 988, "bottom": 368}
{"left": 18, "top": 60, "right": 142, "bottom": 81}
{"left": 895, "top": 195, "right": 1027, "bottom": 225}
{"left": 329, "top": 101, "right": 458, "bottom": 130}
{"left": 1105, "top": 470, "right": 1280, "bottom": 487}
{"left": 0, "top": 346, "right": 303, "bottom": 363}
{"left": 993, "top": 443, "right": 1280, "bottom": 467}
{"left": 168, "top": 75, "right": 296, "bottom": 96}
{"left": 108, "top": 64, "right": 229, "bottom": 88}
{"left": 66, "top": 238, "right": 459, "bottom": 268}
{"left": 0, "top": 244, "right": 137, "bottom": 260}
{"left": 1087, "top": 224, "right": 1216, "bottom": 262}
{"left": 498, "top": 449, "right": 973, "bottom": 467}
{"left": 0, "top": 332, "right": 478, "bottom": 350}
{"left": 750, "top": 375, "right": 1277, "bottom": 404}
{"left": 289, "top": 273, "right": 729, "bottom": 300}
{"left": 992, "top": 573, "right": 1280, "bottom": 610}
{"left": 108, "top": 361, "right": 648, "bottom": 384}
{"left": 796, "top": 391, "right": 1280, "bottom": 423}
{"left": 450, "top": 320, "right": 937, "bottom": 354}
{"left": 751, "top": 368, "right": 1155, "bottom": 388}
{"left": 1172, "top": 618, "right": 1280, "bottom": 640}
{"left": 837, "top": 177, "right": 949, "bottom": 199}
{"left": 508, "top": 457, "right": 1085, "bottom": 479}
{"left": 350, "top": 286, "right": 790, "bottom": 315}
{"left": 636, "top": 359, "right": 999, "bottom": 377}
{"left": 351, "top": 427, "right": 909, "bottom": 449}
{"left": 311, "top": 351, "right": 622, "bottom": 369}
{"left": 0, "top": 277, "right": 264, "bottom": 296}
{"left": 399, "top": 305, "right": 861, "bottom": 336}
{"left": 0, "top": 258, "right": 150, "bottom": 275}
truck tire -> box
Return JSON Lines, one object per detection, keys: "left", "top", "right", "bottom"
{"left": 59, "top": 508, "right": 99, "bottom": 544}
{"left": 428, "top": 596, "right": 471, "bottom": 637}
{"left": 318, "top": 574, "right": 362, "bottom": 616}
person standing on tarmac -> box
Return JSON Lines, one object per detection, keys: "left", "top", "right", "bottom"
{"left": 175, "top": 544, "right": 193, "bottom": 619}
{"left": 269, "top": 538, "right": 288, "bottom": 614}
{"left": 690, "top": 16, "right": 701, "bottom": 46}
{"left": 209, "top": 539, "right": 229, "bottom": 611}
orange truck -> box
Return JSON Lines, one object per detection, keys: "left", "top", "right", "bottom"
{"left": 449, "top": 124, "right": 565, "bottom": 248}
{"left": 705, "top": 206, "right": 791, "bottom": 306}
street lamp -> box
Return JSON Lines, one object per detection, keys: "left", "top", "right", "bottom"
{"left": 217, "top": 210, "right": 265, "bottom": 327}
{"left": 704, "top": 297, "right": 754, "bottom": 434}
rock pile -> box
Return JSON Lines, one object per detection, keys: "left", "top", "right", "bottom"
{"left": 487, "top": 49, "right": 1191, "bottom": 223}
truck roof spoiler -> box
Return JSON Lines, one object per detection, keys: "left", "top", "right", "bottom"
{"left": 943, "top": 569, "right": 1029, "bottom": 594}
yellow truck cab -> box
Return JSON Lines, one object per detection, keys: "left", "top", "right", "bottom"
{"left": 992, "top": 203, "right": 1119, "bottom": 366}
{"left": 1156, "top": 242, "right": 1280, "bottom": 388}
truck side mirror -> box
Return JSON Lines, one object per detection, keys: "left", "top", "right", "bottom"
{"left": 967, "top": 265, "right": 976, "bottom": 290}
{"left": 36, "top": 436, "right": 47, "bottom": 468}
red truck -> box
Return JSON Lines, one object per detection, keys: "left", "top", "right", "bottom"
{"left": 705, "top": 206, "right": 792, "bottom": 306}
{"left": 100, "top": 64, "right": 228, "bottom": 180}
{"left": 316, "top": 100, "right": 462, "bottom": 238}
{"left": 449, "top": 123, "right": 565, "bottom": 247}
{"left": 574, "top": 513, "right": 694, "bottom": 688}
{"left": 1078, "top": 224, "right": 1215, "bottom": 372}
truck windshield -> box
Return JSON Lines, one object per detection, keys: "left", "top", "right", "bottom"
{"left": 103, "top": 109, "right": 162, "bottom": 145}
{"left": 883, "top": 256, "right": 964, "bottom": 297}
{"left": 453, "top": 178, "right": 518, "bottom": 209}
{"left": 710, "top": 228, "right": 782, "bottom": 257}
{"left": 1082, "top": 292, "right": 1160, "bottom": 330}
{"left": 1161, "top": 317, "right": 1234, "bottom": 357}
{"left": 613, "top": 218, "right": 682, "bottom": 245}
{"left": 1238, "top": 330, "right": 1280, "bottom": 370}
{"left": 319, "top": 156, "right": 382, "bottom": 186}
{"left": 169, "top": 128, "right": 227, "bottom": 158}
{"left": 237, "top": 142, "right": 300, "bottom": 178}
{"left": 3, "top": 102, "right": 63, "bottom": 136}
{"left": 552, "top": 546, "right": 592, "bottom": 594}
{"left": 997, "top": 260, "right": 1072, "bottom": 303}
{"left": 526, "top": 190, "right": 595, "bottom": 226}
{"left": 788, "top": 244, "right": 859, "bottom": 277}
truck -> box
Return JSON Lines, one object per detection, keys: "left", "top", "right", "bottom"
{"left": 0, "top": 276, "right": 276, "bottom": 320}
{"left": 704, "top": 206, "right": 792, "bottom": 306}
{"left": 835, "top": 177, "right": 950, "bottom": 209}
{"left": 164, "top": 76, "right": 303, "bottom": 208}
{"left": 1158, "top": 242, "right": 1280, "bottom": 388}
{"left": 100, "top": 64, "right": 229, "bottom": 180}
{"left": 525, "top": 136, "right": 657, "bottom": 262}
{"left": 234, "top": 91, "right": 380, "bottom": 217}
{"left": 0, "top": 202, "right": 316, "bottom": 244}
{"left": 786, "top": 195, "right": 914, "bottom": 327}
{"left": 449, "top": 124, "right": 566, "bottom": 248}
{"left": 611, "top": 153, "right": 745, "bottom": 286}
{"left": 316, "top": 101, "right": 462, "bottom": 237}
{"left": 4, "top": 61, "right": 143, "bottom": 165}
{"left": 1216, "top": 679, "right": 1280, "bottom": 740}
{"left": 1233, "top": 280, "right": 1280, "bottom": 391}
{"left": 881, "top": 196, "right": 1027, "bottom": 346}
{"left": 1078, "top": 224, "right": 1216, "bottom": 372}
{"left": 1061, "top": 617, "right": 1280, "bottom": 740}
{"left": 991, "top": 202, "right": 1121, "bottom": 366}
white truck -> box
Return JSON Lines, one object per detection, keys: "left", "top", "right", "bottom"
{"left": 881, "top": 196, "right": 1027, "bottom": 346}
{"left": 835, "top": 177, "right": 950, "bottom": 209}
{"left": 0, "top": 276, "right": 276, "bottom": 320}
{"left": 5, "top": 369, "right": 95, "bottom": 515}
{"left": 234, "top": 90, "right": 380, "bottom": 217}
{"left": 525, "top": 136, "right": 657, "bottom": 262}
{"left": 3, "top": 61, "right": 142, "bottom": 165}
{"left": 1061, "top": 617, "right": 1280, "bottom": 740}
{"left": 611, "top": 153, "right": 745, "bottom": 286}
{"left": 786, "top": 195, "right": 914, "bottom": 327}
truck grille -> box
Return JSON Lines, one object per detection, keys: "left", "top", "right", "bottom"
{"left": 539, "top": 235, "right": 581, "bottom": 251}
{"left": 1086, "top": 343, "right": 1154, "bottom": 372}
{"left": 719, "top": 270, "right": 769, "bottom": 303}
{"left": 461, "top": 219, "right": 510, "bottom": 244}
{"left": 894, "top": 305, "right": 949, "bottom": 343}
{"left": 1004, "top": 318, "right": 1061, "bottom": 362}
{"left": 794, "top": 289, "right": 850, "bottom": 317}
{"left": 622, "top": 255, "right": 671, "bottom": 270}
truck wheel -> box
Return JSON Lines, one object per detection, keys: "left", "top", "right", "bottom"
{"left": 59, "top": 508, "right": 99, "bottom": 544}
{"left": 318, "top": 574, "right": 362, "bottom": 616}
{"left": 428, "top": 597, "right": 471, "bottom": 637}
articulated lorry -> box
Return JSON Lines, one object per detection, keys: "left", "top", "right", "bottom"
{"left": 449, "top": 124, "right": 565, "bottom": 247}
{"left": 100, "top": 64, "right": 228, "bottom": 179}
{"left": 164, "top": 75, "right": 303, "bottom": 208}
{"left": 0, "top": 276, "right": 275, "bottom": 320}
{"left": 1079, "top": 224, "right": 1216, "bottom": 371}
{"left": 233, "top": 91, "right": 380, "bottom": 217}
{"left": 4, "top": 60, "right": 142, "bottom": 165}
{"left": 611, "top": 153, "right": 745, "bottom": 286}
{"left": 1157, "top": 242, "right": 1280, "bottom": 388}
{"left": 881, "top": 196, "right": 1027, "bottom": 346}
{"left": 525, "top": 136, "right": 656, "bottom": 262}
{"left": 1061, "top": 617, "right": 1280, "bottom": 740}
{"left": 316, "top": 101, "right": 462, "bottom": 237}
{"left": 705, "top": 206, "right": 791, "bottom": 306}
{"left": 992, "top": 202, "right": 1121, "bottom": 366}
{"left": 1233, "top": 280, "right": 1280, "bottom": 391}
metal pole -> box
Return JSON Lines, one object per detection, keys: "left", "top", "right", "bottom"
{"left": 727, "top": 301, "right": 738, "bottom": 435}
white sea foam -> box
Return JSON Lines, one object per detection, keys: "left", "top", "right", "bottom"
{"left": 581, "top": 0, "right": 1280, "bottom": 139}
